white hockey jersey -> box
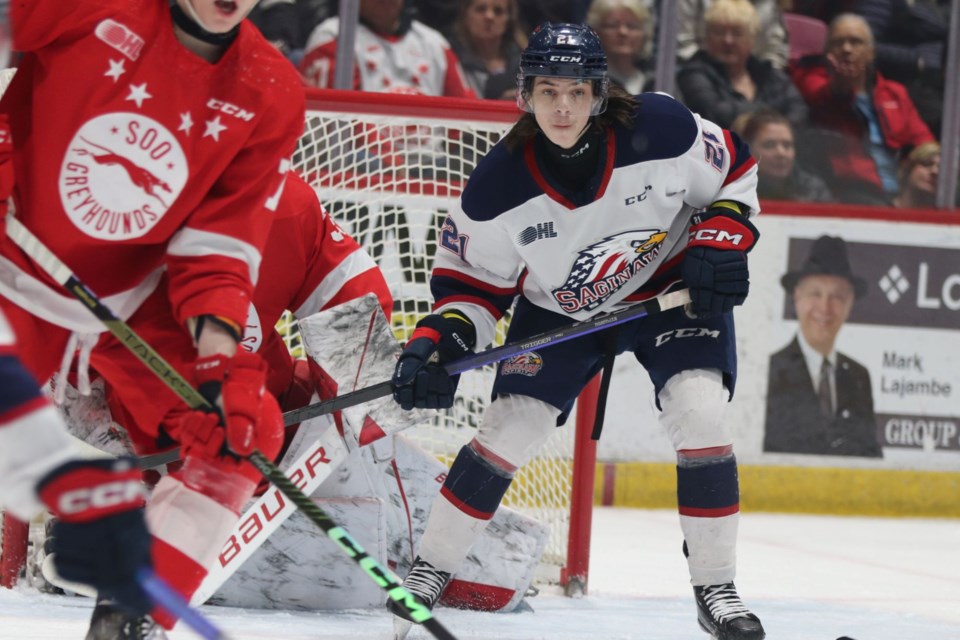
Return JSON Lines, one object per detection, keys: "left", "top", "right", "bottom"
{"left": 300, "top": 16, "right": 474, "bottom": 98}
{"left": 429, "top": 93, "right": 760, "bottom": 348}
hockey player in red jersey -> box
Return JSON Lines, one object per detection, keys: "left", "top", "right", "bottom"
{"left": 0, "top": 114, "right": 156, "bottom": 626}
{"left": 0, "top": 0, "right": 305, "bottom": 637}
{"left": 77, "top": 171, "right": 390, "bottom": 637}
{"left": 389, "top": 23, "right": 765, "bottom": 640}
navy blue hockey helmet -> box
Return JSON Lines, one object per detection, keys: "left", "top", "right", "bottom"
{"left": 517, "top": 22, "right": 610, "bottom": 115}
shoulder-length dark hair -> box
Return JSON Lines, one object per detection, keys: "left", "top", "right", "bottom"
{"left": 503, "top": 83, "right": 638, "bottom": 150}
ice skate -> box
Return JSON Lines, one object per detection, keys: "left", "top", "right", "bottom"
{"left": 85, "top": 597, "right": 167, "bottom": 640}
{"left": 387, "top": 556, "right": 451, "bottom": 640}
{"left": 694, "top": 582, "right": 765, "bottom": 640}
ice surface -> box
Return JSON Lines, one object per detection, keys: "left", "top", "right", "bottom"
{"left": 1, "top": 508, "right": 957, "bottom": 639}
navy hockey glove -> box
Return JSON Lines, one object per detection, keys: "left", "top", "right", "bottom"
{"left": 392, "top": 312, "right": 476, "bottom": 410}
{"left": 682, "top": 207, "right": 760, "bottom": 318}
{"left": 37, "top": 458, "right": 153, "bottom": 616}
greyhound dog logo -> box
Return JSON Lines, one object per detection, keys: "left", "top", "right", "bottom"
{"left": 553, "top": 229, "right": 667, "bottom": 313}
{"left": 75, "top": 137, "right": 173, "bottom": 208}
{"left": 59, "top": 113, "right": 188, "bottom": 240}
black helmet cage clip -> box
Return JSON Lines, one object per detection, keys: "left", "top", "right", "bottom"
{"left": 516, "top": 22, "right": 610, "bottom": 116}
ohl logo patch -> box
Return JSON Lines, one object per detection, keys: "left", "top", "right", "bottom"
{"left": 59, "top": 113, "right": 188, "bottom": 240}
{"left": 552, "top": 229, "right": 667, "bottom": 313}
{"left": 500, "top": 352, "right": 543, "bottom": 377}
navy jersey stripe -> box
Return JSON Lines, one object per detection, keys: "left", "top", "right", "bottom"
{"left": 722, "top": 129, "right": 757, "bottom": 187}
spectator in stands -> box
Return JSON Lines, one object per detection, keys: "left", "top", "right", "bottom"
{"left": 733, "top": 109, "right": 832, "bottom": 202}
{"left": 791, "top": 13, "right": 935, "bottom": 205}
{"left": 248, "top": 0, "right": 332, "bottom": 64}
{"left": 587, "top": 0, "right": 655, "bottom": 95}
{"left": 855, "top": 0, "right": 949, "bottom": 135}
{"left": 892, "top": 142, "right": 940, "bottom": 209}
{"left": 300, "top": 0, "right": 475, "bottom": 97}
{"left": 677, "top": 0, "right": 808, "bottom": 129}
{"left": 446, "top": 0, "right": 526, "bottom": 99}
{"left": 677, "top": 0, "right": 790, "bottom": 69}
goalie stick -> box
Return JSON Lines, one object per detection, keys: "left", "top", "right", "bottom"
{"left": 137, "top": 287, "right": 691, "bottom": 469}
{"left": 5, "top": 214, "right": 460, "bottom": 640}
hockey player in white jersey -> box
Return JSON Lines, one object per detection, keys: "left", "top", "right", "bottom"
{"left": 389, "top": 22, "right": 765, "bottom": 640}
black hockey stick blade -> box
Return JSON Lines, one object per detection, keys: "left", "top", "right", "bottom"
{"left": 280, "top": 288, "right": 691, "bottom": 426}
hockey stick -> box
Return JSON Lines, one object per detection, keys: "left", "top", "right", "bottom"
{"left": 139, "top": 287, "right": 691, "bottom": 468}
{"left": 137, "top": 570, "right": 227, "bottom": 640}
{"left": 5, "top": 214, "right": 460, "bottom": 640}
{"left": 280, "top": 287, "right": 692, "bottom": 426}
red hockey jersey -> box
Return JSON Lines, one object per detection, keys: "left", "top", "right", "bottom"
{"left": 0, "top": 0, "right": 305, "bottom": 329}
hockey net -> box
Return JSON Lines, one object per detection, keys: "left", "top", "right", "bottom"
{"left": 0, "top": 86, "right": 597, "bottom": 593}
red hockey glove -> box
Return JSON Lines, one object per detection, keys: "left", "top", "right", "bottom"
{"left": 177, "top": 351, "right": 282, "bottom": 458}
{"left": 682, "top": 208, "right": 760, "bottom": 318}
{"left": 392, "top": 312, "right": 476, "bottom": 411}
{"left": 37, "top": 458, "right": 153, "bottom": 616}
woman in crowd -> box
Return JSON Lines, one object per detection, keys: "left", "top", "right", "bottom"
{"left": 586, "top": 0, "right": 654, "bottom": 95}
{"left": 677, "top": 0, "right": 807, "bottom": 129}
{"left": 892, "top": 142, "right": 941, "bottom": 209}
{"left": 446, "top": 0, "right": 527, "bottom": 99}
{"left": 733, "top": 109, "right": 832, "bottom": 202}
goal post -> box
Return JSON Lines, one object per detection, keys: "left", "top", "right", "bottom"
{"left": 289, "top": 88, "right": 599, "bottom": 591}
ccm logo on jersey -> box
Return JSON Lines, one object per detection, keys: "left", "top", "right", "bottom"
{"left": 55, "top": 481, "right": 148, "bottom": 516}
{"left": 549, "top": 55, "right": 582, "bottom": 62}
{"left": 95, "top": 19, "right": 144, "bottom": 61}
{"left": 207, "top": 99, "right": 256, "bottom": 122}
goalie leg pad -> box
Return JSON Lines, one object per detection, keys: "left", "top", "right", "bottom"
{"left": 474, "top": 393, "right": 560, "bottom": 470}
{"left": 659, "top": 369, "right": 732, "bottom": 451}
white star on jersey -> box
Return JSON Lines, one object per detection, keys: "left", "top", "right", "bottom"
{"left": 126, "top": 83, "right": 152, "bottom": 107}
{"left": 179, "top": 112, "right": 194, "bottom": 134}
{"left": 105, "top": 59, "right": 126, "bottom": 82}
{"left": 203, "top": 116, "right": 227, "bottom": 141}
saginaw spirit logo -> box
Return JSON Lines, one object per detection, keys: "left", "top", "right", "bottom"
{"left": 59, "top": 113, "right": 188, "bottom": 240}
{"left": 501, "top": 352, "right": 543, "bottom": 377}
{"left": 552, "top": 229, "right": 666, "bottom": 313}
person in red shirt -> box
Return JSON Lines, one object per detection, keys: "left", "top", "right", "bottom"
{"left": 0, "top": 1, "right": 306, "bottom": 637}
{"left": 791, "top": 13, "right": 934, "bottom": 205}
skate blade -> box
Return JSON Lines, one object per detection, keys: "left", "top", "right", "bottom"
{"left": 393, "top": 616, "right": 415, "bottom": 640}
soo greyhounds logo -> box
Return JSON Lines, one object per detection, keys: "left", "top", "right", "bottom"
{"left": 59, "top": 113, "right": 188, "bottom": 240}
{"left": 552, "top": 229, "right": 666, "bottom": 313}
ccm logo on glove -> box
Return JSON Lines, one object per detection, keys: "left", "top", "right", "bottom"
{"left": 688, "top": 210, "right": 758, "bottom": 252}
{"left": 54, "top": 481, "right": 149, "bottom": 517}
